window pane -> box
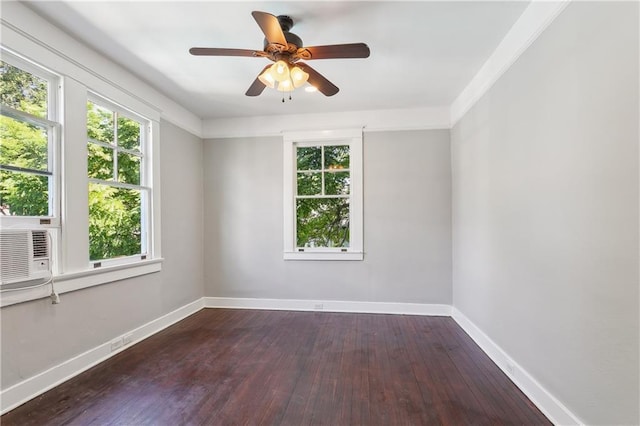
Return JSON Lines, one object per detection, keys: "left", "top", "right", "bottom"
{"left": 324, "top": 145, "right": 350, "bottom": 170}
{"left": 296, "top": 198, "right": 350, "bottom": 248}
{"left": 117, "top": 116, "right": 141, "bottom": 151}
{"left": 0, "top": 115, "right": 48, "bottom": 171}
{"left": 89, "top": 183, "right": 141, "bottom": 261}
{"left": 0, "top": 170, "right": 49, "bottom": 216}
{"left": 296, "top": 146, "right": 321, "bottom": 170}
{"left": 297, "top": 172, "right": 321, "bottom": 196}
{"left": 118, "top": 152, "right": 140, "bottom": 185}
{"left": 325, "top": 171, "right": 350, "bottom": 195}
{"left": 88, "top": 144, "right": 113, "bottom": 180}
{"left": 87, "top": 102, "right": 114, "bottom": 144}
{"left": 0, "top": 61, "right": 48, "bottom": 119}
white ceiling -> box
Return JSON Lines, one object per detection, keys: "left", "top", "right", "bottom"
{"left": 25, "top": 1, "right": 529, "bottom": 120}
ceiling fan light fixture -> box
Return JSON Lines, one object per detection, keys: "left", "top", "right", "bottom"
{"left": 290, "top": 66, "right": 309, "bottom": 88}
{"left": 258, "top": 69, "right": 276, "bottom": 88}
{"left": 270, "top": 60, "right": 290, "bottom": 82}
{"left": 277, "top": 79, "right": 294, "bottom": 92}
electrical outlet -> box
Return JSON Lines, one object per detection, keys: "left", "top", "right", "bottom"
{"left": 314, "top": 303, "right": 323, "bottom": 310}
{"left": 123, "top": 334, "right": 133, "bottom": 345}
{"left": 110, "top": 337, "right": 123, "bottom": 352}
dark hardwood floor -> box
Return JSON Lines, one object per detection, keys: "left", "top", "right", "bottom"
{"left": 2, "top": 309, "right": 551, "bottom": 425}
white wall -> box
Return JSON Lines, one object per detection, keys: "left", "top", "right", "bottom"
{"left": 0, "top": 120, "right": 204, "bottom": 389}
{"left": 204, "top": 130, "right": 452, "bottom": 304}
{"left": 451, "top": 2, "right": 639, "bottom": 424}
{"left": 157, "top": 121, "right": 205, "bottom": 308}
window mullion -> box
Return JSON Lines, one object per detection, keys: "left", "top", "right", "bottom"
{"left": 0, "top": 105, "right": 58, "bottom": 128}
{"left": 321, "top": 145, "right": 326, "bottom": 196}
{"left": 297, "top": 195, "right": 349, "bottom": 199}
{"left": 88, "top": 138, "right": 115, "bottom": 149}
{"left": 141, "top": 122, "right": 148, "bottom": 185}
{"left": 112, "top": 111, "right": 118, "bottom": 182}
{"left": 88, "top": 178, "right": 148, "bottom": 192}
{"left": 119, "top": 147, "right": 142, "bottom": 157}
{"left": 0, "top": 164, "right": 53, "bottom": 177}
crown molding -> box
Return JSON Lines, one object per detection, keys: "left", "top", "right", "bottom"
{"left": 0, "top": 2, "right": 202, "bottom": 137}
{"left": 202, "top": 106, "right": 450, "bottom": 139}
{"left": 450, "top": 0, "right": 570, "bottom": 126}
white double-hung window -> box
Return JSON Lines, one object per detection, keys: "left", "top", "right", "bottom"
{"left": 87, "top": 96, "right": 151, "bottom": 266}
{"left": 0, "top": 52, "right": 60, "bottom": 226}
{"left": 283, "top": 129, "right": 363, "bottom": 260}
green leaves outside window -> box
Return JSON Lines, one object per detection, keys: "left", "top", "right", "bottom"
{"left": 88, "top": 183, "right": 142, "bottom": 261}
{"left": 296, "top": 198, "right": 350, "bottom": 248}
{"left": 0, "top": 61, "right": 48, "bottom": 119}
{"left": 295, "top": 144, "right": 351, "bottom": 248}
{"left": 0, "top": 61, "right": 53, "bottom": 217}
{"left": 87, "top": 101, "right": 145, "bottom": 261}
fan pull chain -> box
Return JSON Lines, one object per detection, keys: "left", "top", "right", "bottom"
{"left": 281, "top": 75, "right": 295, "bottom": 103}
{"left": 289, "top": 76, "right": 294, "bottom": 101}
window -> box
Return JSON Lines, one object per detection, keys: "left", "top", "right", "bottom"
{"left": 0, "top": 53, "right": 59, "bottom": 223}
{"left": 283, "top": 129, "right": 363, "bottom": 260}
{"left": 87, "top": 97, "right": 150, "bottom": 264}
{"left": 0, "top": 39, "right": 162, "bottom": 307}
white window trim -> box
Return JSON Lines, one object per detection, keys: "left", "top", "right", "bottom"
{"left": 283, "top": 128, "right": 363, "bottom": 261}
{"left": 0, "top": 259, "right": 162, "bottom": 308}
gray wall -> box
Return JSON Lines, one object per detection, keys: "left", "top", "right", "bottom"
{"left": 1, "top": 120, "right": 204, "bottom": 389}
{"left": 451, "top": 2, "right": 639, "bottom": 424}
{"left": 204, "top": 130, "right": 452, "bottom": 304}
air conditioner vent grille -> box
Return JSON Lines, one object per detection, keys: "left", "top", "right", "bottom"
{"left": 32, "top": 230, "right": 49, "bottom": 259}
{"left": 0, "top": 231, "right": 30, "bottom": 282}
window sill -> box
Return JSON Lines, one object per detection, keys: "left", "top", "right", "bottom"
{"left": 284, "top": 251, "right": 363, "bottom": 261}
{"left": 0, "top": 258, "right": 163, "bottom": 308}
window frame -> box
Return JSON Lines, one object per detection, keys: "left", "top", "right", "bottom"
{"left": 283, "top": 129, "right": 363, "bottom": 261}
{"left": 0, "top": 33, "right": 164, "bottom": 307}
{"left": 86, "top": 93, "right": 152, "bottom": 268}
{"left": 0, "top": 50, "right": 61, "bottom": 228}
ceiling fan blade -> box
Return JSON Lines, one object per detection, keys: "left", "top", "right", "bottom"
{"left": 298, "top": 43, "right": 370, "bottom": 60}
{"left": 245, "top": 65, "right": 272, "bottom": 97}
{"left": 189, "top": 48, "right": 261, "bottom": 57}
{"left": 296, "top": 63, "right": 339, "bottom": 96}
{"left": 251, "top": 11, "right": 287, "bottom": 46}
{"left": 189, "top": 47, "right": 262, "bottom": 57}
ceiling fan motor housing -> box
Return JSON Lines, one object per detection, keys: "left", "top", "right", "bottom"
{"left": 263, "top": 15, "right": 303, "bottom": 53}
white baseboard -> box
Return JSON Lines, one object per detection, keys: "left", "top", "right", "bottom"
{"left": 1, "top": 297, "right": 580, "bottom": 426}
{"left": 204, "top": 296, "right": 452, "bottom": 316}
{"left": 451, "top": 307, "right": 582, "bottom": 426}
{"left": 0, "top": 297, "right": 204, "bottom": 415}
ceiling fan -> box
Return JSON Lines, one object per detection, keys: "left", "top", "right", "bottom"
{"left": 189, "top": 11, "right": 370, "bottom": 98}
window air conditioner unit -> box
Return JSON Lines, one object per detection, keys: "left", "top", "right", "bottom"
{"left": 0, "top": 229, "right": 51, "bottom": 288}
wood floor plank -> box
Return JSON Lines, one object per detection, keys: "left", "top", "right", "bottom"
{"left": 1, "top": 309, "right": 551, "bottom": 426}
